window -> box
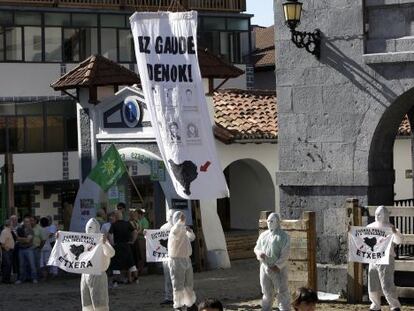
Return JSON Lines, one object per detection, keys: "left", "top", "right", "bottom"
{"left": 0, "top": 11, "right": 13, "bottom": 25}
{"left": 45, "top": 27, "right": 62, "bottom": 62}
{"left": 15, "top": 12, "right": 41, "bottom": 26}
{"left": 101, "top": 14, "right": 125, "bottom": 28}
{"left": 45, "top": 13, "right": 71, "bottom": 27}
{"left": 26, "top": 116, "right": 44, "bottom": 152}
{"left": 119, "top": 29, "right": 133, "bottom": 62}
{"left": 46, "top": 116, "right": 64, "bottom": 151}
{"left": 5, "top": 27, "right": 22, "bottom": 61}
{"left": 0, "top": 100, "right": 77, "bottom": 153}
{"left": 24, "top": 27, "right": 42, "bottom": 62}
{"left": 63, "top": 28, "right": 98, "bottom": 62}
{"left": 101, "top": 28, "right": 117, "bottom": 61}
{"left": 72, "top": 14, "right": 97, "bottom": 27}
{"left": 8, "top": 117, "right": 25, "bottom": 153}
{"left": 199, "top": 16, "right": 251, "bottom": 64}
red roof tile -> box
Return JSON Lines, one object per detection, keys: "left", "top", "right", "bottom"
{"left": 251, "top": 26, "right": 275, "bottom": 68}
{"left": 51, "top": 55, "right": 140, "bottom": 90}
{"left": 213, "top": 89, "right": 277, "bottom": 143}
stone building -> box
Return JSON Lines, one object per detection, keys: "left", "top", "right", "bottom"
{"left": 274, "top": 0, "right": 414, "bottom": 291}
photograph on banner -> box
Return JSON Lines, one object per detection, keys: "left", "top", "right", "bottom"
{"left": 165, "top": 86, "right": 178, "bottom": 108}
{"left": 145, "top": 229, "right": 170, "bottom": 262}
{"left": 48, "top": 231, "right": 104, "bottom": 274}
{"left": 180, "top": 85, "right": 198, "bottom": 111}
{"left": 130, "top": 11, "right": 229, "bottom": 199}
{"left": 184, "top": 119, "right": 202, "bottom": 144}
{"left": 348, "top": 226, "right": 394, "bottom": 264}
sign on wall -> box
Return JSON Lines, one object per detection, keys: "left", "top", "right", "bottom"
{"left": 130, "top": 11, "right": 229, "bottom": 200}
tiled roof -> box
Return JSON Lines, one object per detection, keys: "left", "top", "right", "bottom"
{"left": 399, "top": 115, "right": 411, "bottom": 136}
{"left": 198, "top": 48, "right": 245, "bottom": 78}
{"left": 251, "top": 25, "right": 275, "bottom": 68}
{"left": 51, "top": 55, "right": 140, "bottom": 91}
{"left": 213, "top": 89, "right": 277, "bottom": 143}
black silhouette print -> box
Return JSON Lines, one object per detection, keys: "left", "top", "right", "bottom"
{"left": 364, "top": 237, "right": 377, "bottom": 251}
{"left": 70, "top": 244, "right": 85, "bottom": 260}
{"left": 168, "top": 159, "right": 198, "bottom": 195}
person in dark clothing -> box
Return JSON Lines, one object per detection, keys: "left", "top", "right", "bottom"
{"left": 109, "top": 210, "right": 137, "bottom": 286}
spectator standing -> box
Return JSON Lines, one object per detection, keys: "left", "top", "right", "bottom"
{"left": 0, "top": 219, "right": 15, "bottom": 284}
{"left": 9, "top": 214, "right": 19, "bottom": 278}
{"left": 31, "top": 216, "right": 47, "bottom": 278}
{"left": 137, "top": 208, "right": 149, "bottom": 273}
{"left": 109, "top": 210, "right": 138, "bottom": 286}
{"left": 129, "top": 210, "right": 140, "bottom": 283}
{"left": 39, "top": 217, "right": 58, "bottom": 279}
{"left": 101, "top": 212, "right": 115, "bottom": 238}
{"left": 15, "top": 216, "right": 38, "bottom": 284}
{"left": 96, "top": 208, "right": 107, "bottom": 227}
{"left": 116, "top": 202, "right": 129, "bottom": 221}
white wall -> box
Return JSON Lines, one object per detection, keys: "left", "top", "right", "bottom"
{"left": 0, "top": 151, "right": 79, "bottom": 183}
{"left": 0, "top": 63, "right": 64, "bottom": 97}
{"left": 394, "top": 137, "right": 413, "bottom": 200}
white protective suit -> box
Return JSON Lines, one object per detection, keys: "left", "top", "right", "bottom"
{"left": 254, "top": 213, "right": 291, "bottom": 311}
{"left": 168, "top": 211, "right": 196, "bottom": 310}
{"left": 81, "top": 218, "right": 115, "bottom": 311}
{"left": 367, "top": 206, "right": 402, "bottom": 311}
{"left": 160, "top": 209, "right": 174, "bottom": 303}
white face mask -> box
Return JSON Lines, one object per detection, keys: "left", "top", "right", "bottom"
{"left": 172, "top": 211, "right": 185, "bottom": 225}
{"left": 85, "top": 218, "right": 100, "bottom": 234}
{"left": 375, "top": 206, "right": 389, "bottom": 224}
{"left": 267, "top": 213, "right": 280, "bottom": 231}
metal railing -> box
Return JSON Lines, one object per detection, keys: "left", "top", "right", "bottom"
{"left": 0, "top": 0, "right": 246, "bottom": 11}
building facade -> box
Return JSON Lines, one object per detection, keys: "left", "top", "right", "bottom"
{"left": 0, "top": 0, "right": 252, "bottom": 223}
{"left": 274, "top": 0, "right": 414, "bottom": 291}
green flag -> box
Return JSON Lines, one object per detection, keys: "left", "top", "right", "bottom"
{"left": 89, "top": 145, "right": 127, "bottom": 192}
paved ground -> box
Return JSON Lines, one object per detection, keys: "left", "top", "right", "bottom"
{"left": 0, "top": 259, "right": 413, "bottom": 310}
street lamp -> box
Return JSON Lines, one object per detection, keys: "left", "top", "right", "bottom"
{"left": 282, "top": 0, "right": 321, "bottom": 59}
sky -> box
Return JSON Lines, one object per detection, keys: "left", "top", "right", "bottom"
{"left": 246, "top": 0, "right": 274, "bottom": 27}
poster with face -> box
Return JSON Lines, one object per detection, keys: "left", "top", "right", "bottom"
{"left": 167, "top": 120, "right": 182, "bottom": 143}
{"left": 180, "top": 85, "right": 197, "bottom": 110}
{"left": 165, "top": 86, "right": 177, "bottom": 108}
{"left": 185, "top": 120, "right": 201, "bottom": 144}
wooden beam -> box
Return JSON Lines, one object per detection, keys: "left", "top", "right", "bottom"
{"left": 347, "top": 198, "right": 363, "bottom": 303}
{"left": 304, "top": 211, "right": 317, "bottom": 291}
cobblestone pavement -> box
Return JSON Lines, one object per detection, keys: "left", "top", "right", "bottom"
{"left": 0, "top": 259, "right": 413, "bottom": 311}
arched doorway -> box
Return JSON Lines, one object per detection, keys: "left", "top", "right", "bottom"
{"left": 368, "top": 89, "right": 414, "bottom": 205}
{"left": 217, "top": 158, "right": 275, "bottom": 231}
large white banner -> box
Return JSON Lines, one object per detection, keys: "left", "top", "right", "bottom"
{"left": 130, "top": 11, "right": 229, "bottom": 200}
{"left": 145, "top": 229, "right": 170, "bottom": 262}
{"left": 348, "top": 226, "right": 394, "bottom": 265}
{"left": 48, "top": 231, "right": 104, "bottom": 274}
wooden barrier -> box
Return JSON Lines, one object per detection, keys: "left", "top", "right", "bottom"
{"left": 258, "top": 211, "right": 317, "bottom": 292}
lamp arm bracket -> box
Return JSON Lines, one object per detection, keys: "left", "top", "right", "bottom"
{"left": 290, "top": 28, "right": 321, "bottom": 59}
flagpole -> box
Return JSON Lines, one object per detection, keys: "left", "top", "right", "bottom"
{"left": 120, "top": 160, "right": 145, "bottom": 204}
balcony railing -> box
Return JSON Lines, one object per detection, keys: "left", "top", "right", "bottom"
{"left": 0, "top": 0, "right": 246, "bottom": 12}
